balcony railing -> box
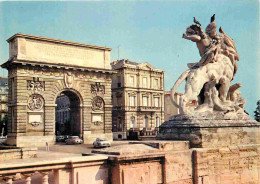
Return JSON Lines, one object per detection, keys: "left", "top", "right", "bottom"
{"left": 138, "top": 106, "right": 161, "bottom": 111}
{"left": 125, "top": 106, "right": 137, "bottom": 111}
{"left": 113, "top": 106, "right": 161, "bottom": 112}
{"left": 112, "top": 106, "right": 137, "bottom": 111}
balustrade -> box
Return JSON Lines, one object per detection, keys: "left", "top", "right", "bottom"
{"left": 0, "top": 171, "right": 52, "bottom": 184}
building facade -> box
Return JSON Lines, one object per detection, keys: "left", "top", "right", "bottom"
{"left": 164, "top": 91, "right": 182, "bottom": 121}
{"left": 0, "top": 78, "right": 8, "bottom": 136}
{"left": 111, "top": 59, "right": 164, "bottom": 139}
{"left": 2, "top": 33, "right": 115, "bottom": 147}
{"left": 55, "top": 93, "right": 70, "bottom": 135}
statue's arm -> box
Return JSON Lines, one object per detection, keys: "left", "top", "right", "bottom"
{"left": 182, "top": 34, "right": 201, "bottom": 42}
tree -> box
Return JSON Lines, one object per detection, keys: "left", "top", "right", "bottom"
{"left": 254, "top": 100, "right": 260, "bottom": 122}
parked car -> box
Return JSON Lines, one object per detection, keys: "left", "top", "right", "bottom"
{"left": 65, "top": 136, "right": 83, "bottom": 144}
{"left": 63, "top": 135, "right": 69, "bottom": 142}
{"left": 93, "top": 138, "right": 111, "bottom": 148}
{"left": 56, "top": 136, "right": 64, "bottom": 142}
{"left": 0, "top": 136, "right": 7, "bottom": 144}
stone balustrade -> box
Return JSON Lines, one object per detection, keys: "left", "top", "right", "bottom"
{"left": 0, "top": 171, "right": 51, "bottom": 184}
{"left": 0, "top": 154, "right": 108, "bottom": 184}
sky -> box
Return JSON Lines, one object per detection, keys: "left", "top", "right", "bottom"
{"left": 0, "top": 0, "right": 259, "bottom": 118}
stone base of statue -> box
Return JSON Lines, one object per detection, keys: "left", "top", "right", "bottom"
{"left": 157, "top": 112, "right": 260, "bottom": 148}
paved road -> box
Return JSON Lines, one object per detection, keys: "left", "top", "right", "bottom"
{"left": 38, "top": 140, "right": 132, "bottom": 154}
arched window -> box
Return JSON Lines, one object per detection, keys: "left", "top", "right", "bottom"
{"left": 130, "top": 116, "right": 135, "bottom": 128}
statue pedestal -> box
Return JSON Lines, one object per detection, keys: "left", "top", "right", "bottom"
{"left": 157, "top": 114, "right": 260, "bottom": 148}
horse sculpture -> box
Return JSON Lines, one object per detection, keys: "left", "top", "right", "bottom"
{"left": 171, "top": 15, "right": 245, "bottom": 116}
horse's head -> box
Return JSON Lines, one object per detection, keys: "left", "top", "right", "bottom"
{"left": 185, "top": 24, "right": 206, "bottom": 39}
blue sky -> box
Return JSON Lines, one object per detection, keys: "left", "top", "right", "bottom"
{"left": 0, "top": 1, "right": 259, "bottom": 117}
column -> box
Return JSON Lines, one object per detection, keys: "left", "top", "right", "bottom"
{"left": 23, "top": 170, "right": 35, "bottom": 184}
{"left": 25, "top": 176, "right": 32, "bottom": 184}
{"left": 41, "top": 172, "right": 49, "bottom": 184}
{"left": 6, "top": 178, "right": 13, "bottom": 184}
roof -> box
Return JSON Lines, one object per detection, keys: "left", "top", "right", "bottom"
{"left": 111, "top": 59, "right": 164, "bottom": 72}
{"left": 164, "top": 91, "right": 183, "bottom": 95}
{"left": 7, "top": 33, "right": 112, "bottom": 51}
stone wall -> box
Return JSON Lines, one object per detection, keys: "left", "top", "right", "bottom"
{"left": 0, "top": 147, "right": 37, "bottom": 161}
{"left": 193, "top": 145, "right": 260, "bottom": 184}
{"left": 0, "top": 141, "right": 260, "bottom": 183}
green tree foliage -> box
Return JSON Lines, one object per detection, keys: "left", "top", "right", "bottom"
{"left": 254, "top": 100, "right": 260, "bottom": 122}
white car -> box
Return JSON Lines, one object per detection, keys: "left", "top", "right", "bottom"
{"left": 0, "top": 136, "right": 7, "bottom": 144}
{"left": 93, "top": 138, "right": 111, "bottom": 148}
{"left": 65, "top": 136, "right": 83, "bottom": 144}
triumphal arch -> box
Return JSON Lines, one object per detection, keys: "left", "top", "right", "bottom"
{"left": 2, "top": 33, "right": 115, "bottom": 147}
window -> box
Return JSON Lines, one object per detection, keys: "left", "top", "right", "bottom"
{"left": 117, "top": 76, "right": 121, "bottom": 87}
{"left": 143, "top": 77, "right": 147, "bottom": 88}
{"left": 117, "top": 96, "right": 122, "bottom": 106}
{"left": 129, "top": 76, "right": 134, "bottom": 87}
{"left": 154, "top": 97, "right": 159, "bottom": 107}
{"left": 156, "top": 117, "right": 160, "bottom": 127}
{"left": 130, "top": 116, "right": 135, "bottom": 128}
{"left": 144, "top": 116, "right": 148, "bottom": 127}
{"left": 11, "top": 108, "right": 15, "bottom": 132}
{"left": 118, "top": 117, "right": 122, "bottom": 131}
{"left": 154, "top": 79, "right": 159, "bottom": 89}
{"left": 11, "top": 78, "right": 15, "bottom": 100}
{"left": 129, "top": 96, "right": 135, "bottom": 106}
{"left": 143, "top": 96, "right": 148, "bottom": 106}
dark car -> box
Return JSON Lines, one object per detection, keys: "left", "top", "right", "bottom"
{"left": 56, "top": 136, "right": 64, "bottom": 142}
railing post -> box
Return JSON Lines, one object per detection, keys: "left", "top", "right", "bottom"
{"left": 23, "top": 173, "right": 34, "bottom": 184}
{"left": 41, "top": 172, "right": 49, "bottom": 184}
{"left": 25, "top": 176, "right": 32, "bottom": 184}
{"left": 6, "top": 178, "right": 13, "bottom": 184}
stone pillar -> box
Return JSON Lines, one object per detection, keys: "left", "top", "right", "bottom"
{"left": 6, "top": 178, "right": 13, "bottom": 184}
{"left": 41, "top": 172, "right": 49, "bottom": 184}
{"left": 25, "top": 176, "right": 32, "bottom": 184}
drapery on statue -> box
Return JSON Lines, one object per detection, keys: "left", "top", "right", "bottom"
{"left": 171, "top": 14, "right": 246, "bottom": 117}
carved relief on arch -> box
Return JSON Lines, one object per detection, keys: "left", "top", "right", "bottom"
{"left": 64, "top": 72, "right": 74, "bottom": 88}
{"left": 91, "top": 96, "right": 104, "bottom": 111}
{"left": 91, "top": 82, "right": 105, "bottom": 95}
{"left": 27, "top": 94, "right": 44, "bottom": 111}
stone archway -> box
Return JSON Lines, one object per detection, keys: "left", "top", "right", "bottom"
{"left": 55, "top": 90, "right": 81, "bottom": 137}
{"left": 2, "top": 33, "right": 115, "bottom": 147}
